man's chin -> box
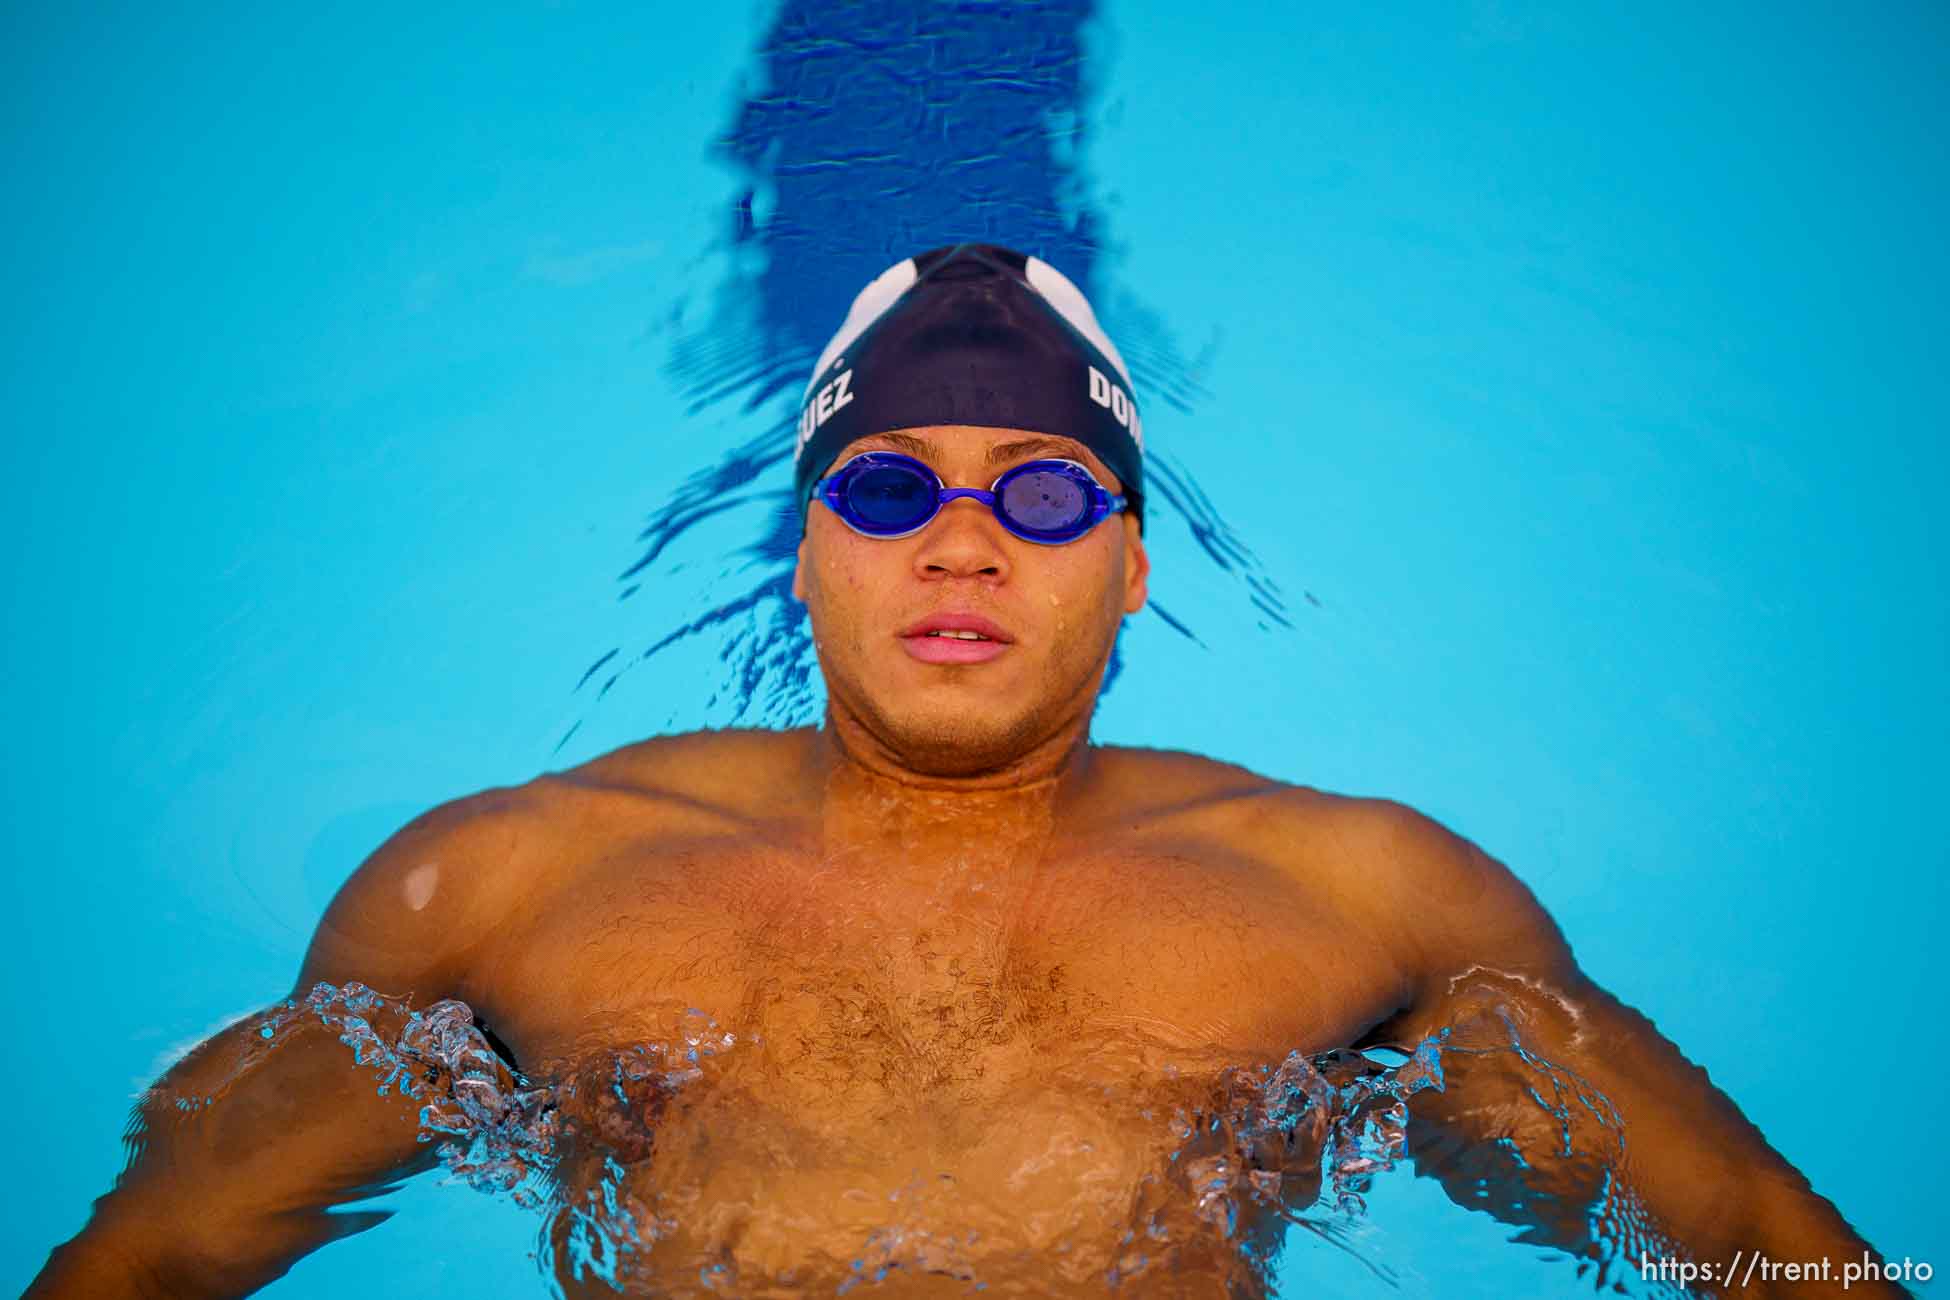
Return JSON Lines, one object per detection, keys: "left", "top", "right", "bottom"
{"left": 870, "top": 707, "right": 1050, "bottom": 779}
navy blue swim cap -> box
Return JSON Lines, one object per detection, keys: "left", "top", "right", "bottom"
{"left": 794, "top": 243, "right": 1145, "bottom": 529}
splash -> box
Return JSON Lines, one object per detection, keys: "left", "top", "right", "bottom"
{"left": 1105, "top": 1043, "right": 1448, "bottom": 1292}
{"left": 242, "top": 983, "right": 1684, "bottom": 1297}
{"left": 1401, "top": 998, "right": 1688, "bottom": 1298}
{"left": 260, "top": 982, "right": 564, "bottom": 1206}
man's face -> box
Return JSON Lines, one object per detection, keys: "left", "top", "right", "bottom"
{"left": 793, "top": 425, "right": 1150, "bottom": 777}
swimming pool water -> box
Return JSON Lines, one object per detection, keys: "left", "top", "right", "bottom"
{"left": 5, "top": 1, "right": 1944, "bottom": 1295}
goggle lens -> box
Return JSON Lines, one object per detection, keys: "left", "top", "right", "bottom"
{"left": 997, "top": 466, "right": 1090, "bottom": 533}
{"left": 844, "top": 463, "right": 935, "bottom": 532}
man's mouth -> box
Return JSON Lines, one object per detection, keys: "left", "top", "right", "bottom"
{"left": 899, "top": 613, "right": 1013, "bottom": 664}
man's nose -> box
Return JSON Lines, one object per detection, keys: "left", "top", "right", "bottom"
{"left": 912, "top": 496, "right": 1010, "bottom": 582}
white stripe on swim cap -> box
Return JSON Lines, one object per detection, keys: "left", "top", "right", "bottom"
{"left": 803, "top": 256, "right": 919, "bottom": 403}
{"left": 1024, "top": 255, "right": 1132, "bottom": 390}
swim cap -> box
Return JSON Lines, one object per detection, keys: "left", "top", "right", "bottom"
{"left": 794, "top": 243, "right": 1144, "bottom": 528}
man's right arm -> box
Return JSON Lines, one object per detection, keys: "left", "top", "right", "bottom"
{"left": 28, "top": 787, "right": 537, "bottom": 1299}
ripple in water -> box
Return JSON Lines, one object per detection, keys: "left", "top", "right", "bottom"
{"left": 162, "top": 982, "right": 1692, "bottom": 1297}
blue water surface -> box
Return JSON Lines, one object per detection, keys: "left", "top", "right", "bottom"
{"left": 3, "top": 1, "right": 1944, "bottom": 1295}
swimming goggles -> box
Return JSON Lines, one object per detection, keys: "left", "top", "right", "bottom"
{"left": 813, "top": 451, "right": 1128, "bottom": 545}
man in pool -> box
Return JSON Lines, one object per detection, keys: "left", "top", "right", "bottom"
{"left": 34, "top": 244, "right": 1901, "bottom": 1298}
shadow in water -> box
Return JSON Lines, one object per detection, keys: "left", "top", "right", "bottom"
{"left": 561, "top": 0, "right": 1296, "bottom": 748}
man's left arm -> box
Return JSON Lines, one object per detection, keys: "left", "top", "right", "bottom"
{"left": 1338, "top": 799, "right": 1901, "bottom": 1298}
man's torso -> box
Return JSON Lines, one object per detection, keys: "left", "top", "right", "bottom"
{"left": 433, "top": 730, "right": 1415, "bottom": 1296}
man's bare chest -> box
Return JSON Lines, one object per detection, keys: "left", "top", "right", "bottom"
{"left": 454, "top": 817, "right": 1408, "bottom": 1296}
{"left": 473, "top": 829, "right": 1405, "bottom": 1086}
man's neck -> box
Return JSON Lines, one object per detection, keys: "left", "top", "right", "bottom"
{"left": 804, "top": 711, "right": 1101, "bottom": 865}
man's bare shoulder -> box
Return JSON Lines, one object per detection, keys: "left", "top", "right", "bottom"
{"left": 540, "top": 726, "right": 817, "bottom": 826}
{"left": 302, "top": 729, "right": 814, "bottom": 997}
{"left": 1086, "top": 743, "right": 1360, "bottom": 833}
{"left": 409, "top": 726, "right": 812, "bottom": 884}
{"left": 1220, "top": 779, "right": 1507, "bottom": 910}
{"left": 1211, "top": 784, "right": 1576, "bottom": 983}
{"left": 1088, "top": 747, "right": 1508, "bottom": 901}
{"left": 299, "top": 779, "right": 560, "bottom": 997}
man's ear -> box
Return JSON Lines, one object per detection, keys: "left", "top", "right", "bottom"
{"left": 792, "top": 535, "right": 810, "bottom": 603}
{"left": 1121, "top": 515, "right": 1150, "bottom": 614}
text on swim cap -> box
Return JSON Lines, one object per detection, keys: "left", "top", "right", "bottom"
{"left": 1087, "top": 365, "right": 1143, "bottom": 451}
{"left": 796, "top": 367, "right": 855, "bottom": 458}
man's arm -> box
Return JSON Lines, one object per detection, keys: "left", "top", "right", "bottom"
{"left": 1338, "top": 800, "right": 1900, "bottom": 1299}
{"left": 28, "top": 788, "right": 534, "bottom": 1299}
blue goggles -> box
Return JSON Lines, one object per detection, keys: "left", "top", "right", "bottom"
{"left": 813, "top": 451, "right": 1128, "bottom": 545}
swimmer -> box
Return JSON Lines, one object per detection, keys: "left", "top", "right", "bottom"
{"left": 32, "top": 244, "right": 1901, "bottom": 1298}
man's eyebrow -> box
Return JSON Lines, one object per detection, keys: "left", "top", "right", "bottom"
{"left": 985, "top": 436, "right": 1087, "bottom": 465}
{"left": 851, "top": 431, "right": 1089, "bottom": 466}
{"left": 857, "top": 431, "right": 935, "bottom": 459}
